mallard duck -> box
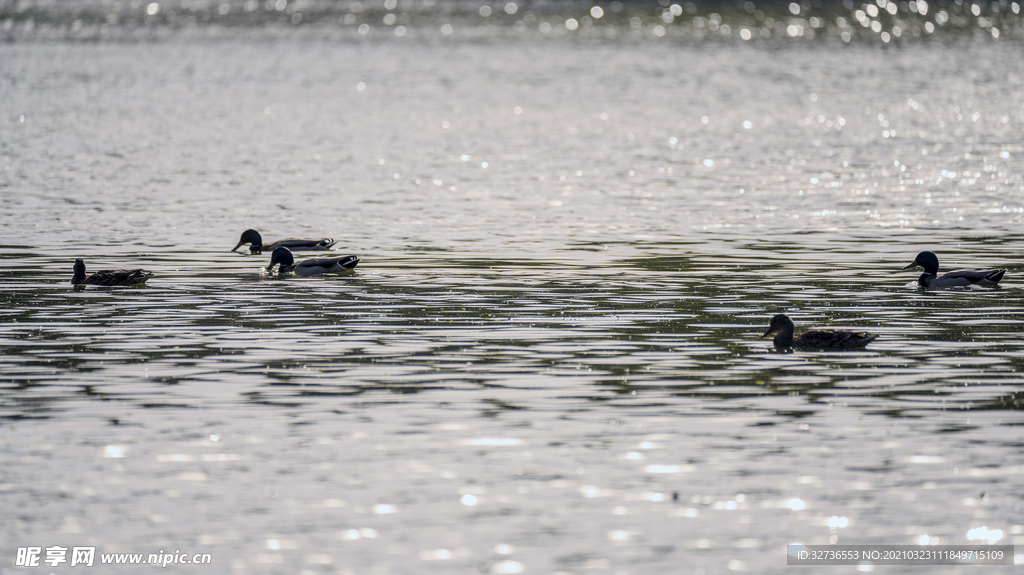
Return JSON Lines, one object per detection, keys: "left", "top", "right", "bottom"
{"left": 902, "top": 251, "right": 1006, "bottom": 288}
{"left": 71, "top": 259, "right": 153, "bottom": 286}
{"left": 266, "top": 246, "right": 359, "bottom": 276}
{"left": 761, "top": 314, "right": 877, "bottom": 351}
{"left": 232, "top": 229, "right": 337, "bottom": 254}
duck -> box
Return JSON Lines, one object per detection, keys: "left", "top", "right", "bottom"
{"left": 761, "top": 313, "right": 877, "bottom": 351}
{"left": 266, "top": 246, "right": 359, "bottom": 276}
{"left": 232, "top": 229, "right": 337, "bottom": 254}
{"left": 71, "top": 259, "right": 153, "bottom": 286}
{"left": 902, "top": 251, "right": 1006, "bottom": 288}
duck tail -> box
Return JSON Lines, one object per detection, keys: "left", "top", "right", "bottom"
{"left": 128, "top": 270, "right": 153, "bottom": 285}
{"left": 985, "top": 269, "right": 1006, "bottom": 284}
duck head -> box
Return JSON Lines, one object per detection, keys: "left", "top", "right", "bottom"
{"left": 761, "top": 313, "right": 795, "bottom": 339}
{"left": 233, "top": 229, "right": 264, "bottom": 252}
{"left": 72, "top": 259, "right": 86, "bottom": 285}
{"left": 267, "top": 246, "right": 294, "bottom": 272}
{"left": 902, "top": 251, "right": 940, "bottom": 275}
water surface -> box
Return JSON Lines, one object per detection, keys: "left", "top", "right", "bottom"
{"left": 2, "top": 8, "right": 1024, "bottom": 574}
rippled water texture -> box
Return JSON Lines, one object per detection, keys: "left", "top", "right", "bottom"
{"left": 2, "top": 6, "right": 1024, "bottom": 574}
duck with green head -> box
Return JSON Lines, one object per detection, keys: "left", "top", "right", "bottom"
{"left": 902, "top": 251, "right": 1005, "bottom": 288}
{"left": 232, "top": 229, "right": 337, "bottom": 254}
{"left": 266, "top": 247, "right": 359, "bottom": 276}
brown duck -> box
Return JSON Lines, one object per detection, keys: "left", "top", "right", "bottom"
{"left": 761, "top": 314, "right": 877, "bottom": 351}
{"left": 71, "top": 259, "right": 153, "bottom": 286}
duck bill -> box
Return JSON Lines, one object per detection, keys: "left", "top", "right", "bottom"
{"left": 901, "top": 262, "right": 919, "bottom": 271}
{"left": 760, "top": 328, "right": 775, "bottom": 339}
{"left": 232, "top": 241, "right": 245, "bottom": 252}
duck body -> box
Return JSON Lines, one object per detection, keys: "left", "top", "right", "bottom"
{"left": 267, "top": 247, "right": 359, "bottom": 276}
{"left": 903, "top": 251, "right": 1005, "bottom": 288}
{"left": 761, "top": 313, "right": 877, "bottom": 351}
{"left": 233, "top": 229, "right": 337, "bottom": 254}
{"left": 72, "top": 259, "right": 153, "bottom": 286}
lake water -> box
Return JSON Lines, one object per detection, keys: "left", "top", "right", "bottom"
{"left": 2, "top": 1, "right": 1024, "bottom": 573}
